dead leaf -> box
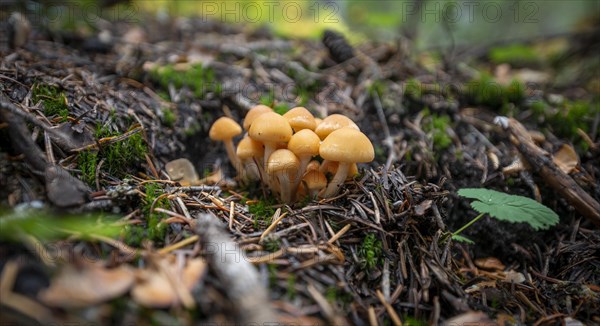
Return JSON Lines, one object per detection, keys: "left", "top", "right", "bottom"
{"left": 552, "top": 144, "right": 579, "bottom": 174}
{"left": 414, "top": 199, "right": 432, "bottom": 216}
{"left": 199, "top": 167, "right": 225, "bottom": 185}
{"left": 502, "top": 155, "right": 530, "bottom": 175}
{"left": 39, "top": 263, "right": 134, "bottom": 308}
{"left": 502, "top": 270, "right": 526, "bottom": 284}
{"left": 131, "top": 256, "right": 206, "bottom": 308}
{"left": 443, "top": 311, "right": 497, "bottom": 326}
{"left": 474, "top": 257, "right": 506, "bottom": 271}
{"left": 165, "top": 158, "right": 199, "bottom": 186}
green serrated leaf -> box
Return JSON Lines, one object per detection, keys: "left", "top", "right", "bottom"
{"left": 451, "top": 234, "right": 474, "bottom": 244}
{"left": 457, "top": 188, "right": 559, "bottom": 230}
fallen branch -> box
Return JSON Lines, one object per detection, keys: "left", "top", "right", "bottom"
{"left": 497, "top": 117, "right": 600, "bottom": 226}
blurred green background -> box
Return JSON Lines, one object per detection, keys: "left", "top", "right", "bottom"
{"left": 133, "top": 0, "right": 598, "bottom": 47}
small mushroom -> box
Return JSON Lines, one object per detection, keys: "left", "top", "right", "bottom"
{"left": 209, "top": 117, "right": 243, "bottom": 176}
{"left": 236, "top": 135, "right": 265, "bottom": 181}
{"left": 287, "top": 129, "right": 320, "bottom": 190}
{"left": 314, "top": 114, "right": 360, "bottom": 140}
{"left": 243, "top": 104, "right": 273, "bottom": 130}
{"left": 306, "top": 160, "right": 321, "bottom": 172}
{"left": 248, "top": 112, "right": 293, "bottom": 169}
{"left": 283, "top": 106, "right": 316, "bottom": 132}
{"left": 302, "top": 169, "right": 327, "bottom": 198}
{"left": 319, "top": 128, "right": 374, "bottom": 198}
{"left": 266, "top": 149, "right": 300, "bottom": 203}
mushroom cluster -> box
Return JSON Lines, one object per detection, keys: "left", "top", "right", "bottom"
{"left": 209, "top": 105, "right": 374, "bottom": 203}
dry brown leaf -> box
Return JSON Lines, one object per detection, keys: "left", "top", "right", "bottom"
{"left": 165, "top": 158, "right": 199, "bottom": 186}
{"left": 199, "top": 167, "right": 225, "bottom": 185}
{"left": 39, "top": 263, "right": 135, "bottom": 308}
{"left": 474, "top": 257, "right": 506, "bottom": 271}
{"left": 552, "top": 144, "right": 579, "bottom": 174}
{"left": 502, "top": 155, "right": 530, "bottom": 175}
{"left": 414, "top": 199, "right": 432, "bottom": 216}
{"left": 131, "top": 257, "right": 206, "bottom": 308}
{"left": 502, "top": 270, "right": 526, "bottom": 284}
{"left": 444, "top": 311, "right": 497, "bottom": 326}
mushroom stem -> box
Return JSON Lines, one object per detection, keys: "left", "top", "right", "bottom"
{"left": 224, "top": 140, "right": 244, "bottom": 176}
{"left": 242, "top": 159, "right": 260, "bottom": 180}
{"left": 276, "top": 172, "right": 293, "bottom": 203}
{"left": 292, "top": 156, "right": 310, "bottom": 193}
{"left": 320, "top": 162, "right": 350, "bottom": 198}
{"left": 263, "top": 142, "right": 276, "bottom": 171}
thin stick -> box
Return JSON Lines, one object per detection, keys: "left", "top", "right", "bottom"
{"left": 260, "top": 209, "right": 287, "bottom": 243}
{"left": 158, "top": 235, "right": 200, "bottom": 255}
{"left": 376, "top": 289, "right": 403, "bottom": 326}
{"left": 327, "top": 224, "right": 351, "bottom": 244}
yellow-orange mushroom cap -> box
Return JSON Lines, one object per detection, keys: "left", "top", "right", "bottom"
{"left": 319, "top": 128, "right": 374, "bottom": 197}
{"left": 314, "top": 114, "right": 360, "bottom": 140}
{"left": 248, "top": 112, "right": 293, "bottom": 168}
{"left": 243, "top": 104, "right": 273, "bottom": 130}
{"left": 283, "top": 106, "right": 316, "bottom": 132}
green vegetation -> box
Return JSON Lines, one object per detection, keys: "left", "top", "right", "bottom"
{"left": 449, "top": 188, "right": 560, "bottom": 244}
{"left": 162, "top": 107, "right": 176, "bottom": 127}
{"left": 77, "top": 124, "right": 147, "bottom": 186}
{"left": 286, "top": 274, "right": 297, "bottom": 300}
{"left": 0, "top": 209, "right": 120, "bottom": 242}
{"left": 489, "top": 44, "right": 540, "bottom": 66}
{"left": 528, "top": 99, "right": 598, "bottom": 150}
{"left": 273, "top": 103, "right": 290, "bottom": 115}
{"left": 78, "top": 150, "right": 98, "bottom": 186}
{"left": 404, "top": 78, "right": 422, "bottom": 100}
{"left": 141, "top": 182, "right": 169, "bottom": 242}
{"left": 358, "top": 233, "right": 383, "bottom": 271}
{"left": 465, "top": 74, "right": 525, "bottom": 110}
{"left": 248, "top": 198, "right": 276, "bottom": 227}
{"left": 149, "top": 63, "right": 219, "bottom": 98}
{"left": 259, "top": 92, "right": 276, "bottom": 109}
{"left": 32, "top": 84, "right": 69, "bottom": 122}
{"left": 262, "top": 237, "right": 281, "bottom": 252}
{"left": 422, "top": 109, "right": 452, "bottom": 151}
{"left": 96, "top": 124, "right": 148, "bottom": 177}
{"left": 402, "top": 315, "right": 429, "bottom": 326}
{"left": 325, "top": 287, "right": 353, "bottom": 307}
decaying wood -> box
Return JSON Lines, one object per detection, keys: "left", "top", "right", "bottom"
{"left": 501, "top": 117, "right": 600, "bottom": 226}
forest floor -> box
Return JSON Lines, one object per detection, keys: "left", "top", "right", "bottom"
{"left": 1, "top": 10, "right": 599, "bottom": 326}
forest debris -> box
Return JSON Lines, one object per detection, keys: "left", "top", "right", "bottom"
{"left": 474, "top": 257, "right": 506, "bottom": 271}
{"left": 502, "top": 270, "right": 526, "bottom": 283}
{"left": 131, "top": 256, "right": 206, "bottom": 308}
{"left": 0, "top": 260, "right": 53, "bottom": 324}
{"left": 194, "top": 213, "right": 276, "bottom": 324}
{"left": 443, "top": 311, "right": 496, "bottom": 326}
{"left": 166, "top": 158, "right": 199, "bottom": 186}
{"left": 552, "top": 144, "right": 579, "bottom": 174}
{"left": 39, "top": 262, "right": 135, "bottom": 308}
{"left": 0, "top": 98, "right": 90, "bottom": 207}
{"left": 496, "top": 117, "right": 600, "bottom": 226}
